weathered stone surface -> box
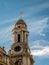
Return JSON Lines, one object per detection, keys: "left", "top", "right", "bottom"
{"left": 0, "top": 19, "right": 34, "bottom": 65}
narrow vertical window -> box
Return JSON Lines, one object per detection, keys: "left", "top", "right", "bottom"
{"left": 18, "top": 34, "right": 20, "bottom": 42}
{"left": 15, "top": 61, "right": 19, "bottom": 65}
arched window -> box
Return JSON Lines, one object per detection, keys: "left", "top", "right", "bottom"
{"left": 15, "top": 61, "right": 19, "bottom": 65}
{"left": 18, "top": 34, "right": 20, "bottom": 42}
{"left": 15, "top": 60, "right": 22, "bottom": 65}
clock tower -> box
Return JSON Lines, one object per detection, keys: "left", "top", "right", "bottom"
{"left": 8, "top": 19, "right": 34, "bottom": 65}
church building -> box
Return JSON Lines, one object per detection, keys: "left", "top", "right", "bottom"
{"left": 0, "top": 19, "right": 34, "bottom": 65}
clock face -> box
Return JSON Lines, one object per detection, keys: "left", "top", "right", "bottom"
{"left": 14, "top": 46, "right": 21, "bottom": 52}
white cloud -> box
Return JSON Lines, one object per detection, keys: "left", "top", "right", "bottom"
{"left": 0, "top": 17, "right": 19, "bottom": 26}
{"left": 30, "top": 40, "right": 49, "bottom": 57}
{"left": 0, "top": 25, "right": 14, "bottom": 43}
{"left": 28, "top": 17, "right": 49, "bottom": 36}
{"left": 40, "top": 33, "right": 46, "bottom": 36}
{"left": 30, "top": 40, "right": 49, "bottom": 48}
{"left": 31, "top": 46, "right": 49, "bottom": 57}
{"left": 30, "top": 45, "right": 44, "bottom": 49}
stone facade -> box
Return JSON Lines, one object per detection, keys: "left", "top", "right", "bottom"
{"left": 0, "top": 19, "right": 34, "bottom": 65}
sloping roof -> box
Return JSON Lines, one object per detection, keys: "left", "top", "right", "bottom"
{"left": 15, "top": 19, "right": 27, "bottom": 27}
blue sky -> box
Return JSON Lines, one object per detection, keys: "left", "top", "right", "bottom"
{"left": 0, "top": 0, "right": 49, "bottom": 65}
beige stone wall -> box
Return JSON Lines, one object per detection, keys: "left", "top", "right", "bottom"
{"left": 28, "top": 57, "right": 31, "bottom": 65}
{"left": 22, "top": 56, "right": 32, "bottom": 65}
{"left": 23, "top": 56, "right": 27, "bottom": 65}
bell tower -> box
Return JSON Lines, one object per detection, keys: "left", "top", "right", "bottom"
{"left": 12, "top": 19, "right": 28, "bottom": 44}
{"left": 8, "top": 19, "right": 34, "bottom": 65}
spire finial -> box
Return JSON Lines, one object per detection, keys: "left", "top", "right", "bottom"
{"left": 20, "top": 11, "right": 23, "bottom": 19}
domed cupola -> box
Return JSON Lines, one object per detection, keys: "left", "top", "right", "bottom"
{"left": 15, "top": 19, "right": 27, "bottom": 29}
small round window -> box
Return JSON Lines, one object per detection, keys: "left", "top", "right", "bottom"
{"left": 14, "top": 46, "right": 21, "bottom": 52}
